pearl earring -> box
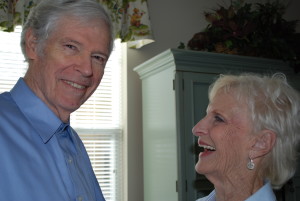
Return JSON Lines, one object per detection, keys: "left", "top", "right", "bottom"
{"left": 247, "top": 158, "right": 255, "bottom": 170}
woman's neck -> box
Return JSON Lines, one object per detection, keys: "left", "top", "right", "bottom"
{"left": 207, "top": 171, "right": 264, "bottom": 201}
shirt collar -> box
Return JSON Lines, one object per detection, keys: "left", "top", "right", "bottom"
{"left": 10, "top": 78, "right": 63, "bottom": 143}
{"left": 206, "top": 190, "right": 216, "bottom": 201}
{"left": 201, "top": 181, "right": 275, "bottom": 201}
{"left": 245, "top": 180, "right": 276, "bottom": 201}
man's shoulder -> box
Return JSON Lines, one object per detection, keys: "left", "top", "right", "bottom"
{"left": 0, "top": 91, "right": 17, "bottom": 113}
{"left": 0, "top": 91, "right": 12, "bottom": 101}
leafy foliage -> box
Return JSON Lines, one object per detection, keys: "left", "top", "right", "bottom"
{"left": 185, "top": 0, "right": 300, "bottom": 73}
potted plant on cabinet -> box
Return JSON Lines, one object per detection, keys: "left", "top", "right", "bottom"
{"left": 180, "top": 0, "right": 300, "bottom": 73}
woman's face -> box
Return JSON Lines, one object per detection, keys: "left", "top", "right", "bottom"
{"left": 192, "top": 90, "right": 254, "bottom": 180}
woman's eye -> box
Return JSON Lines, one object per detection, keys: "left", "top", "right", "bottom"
{"left": 214, "top": 115, "right": 224, "bottom": 122}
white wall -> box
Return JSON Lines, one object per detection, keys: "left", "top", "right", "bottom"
{"left": 125, "top": 0, "right": 300, "bottom": 201}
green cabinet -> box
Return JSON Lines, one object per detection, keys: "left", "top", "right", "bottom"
{"left": 134, "top": 48, "right": 300, "bottom": 201}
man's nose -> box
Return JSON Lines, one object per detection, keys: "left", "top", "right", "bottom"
{"left": 75, "top": 54, "right": 93, "bottom": 77}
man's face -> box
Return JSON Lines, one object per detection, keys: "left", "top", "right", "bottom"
{"left": 25, "top": 17, "right": 110, "bottom": 122}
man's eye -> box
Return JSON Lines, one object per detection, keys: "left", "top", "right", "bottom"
{"left": 65, "top": 44, "right": 76, "bottom": 50}
{"left": 92, "top": 55, "right": 106, "bottom": 65}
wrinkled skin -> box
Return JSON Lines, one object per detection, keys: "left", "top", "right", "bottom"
{"left": 192, "top": 91, "right": 267, "bottom": 201}
{"left": 24, "top": 17, "right": 110, "bottom": 122}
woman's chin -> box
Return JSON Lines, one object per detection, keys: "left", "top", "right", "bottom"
{"left": 195, "top": 161, "right": 204, "bottom": 174}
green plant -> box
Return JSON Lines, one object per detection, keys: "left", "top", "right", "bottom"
{"left": 184, "top": 0, "right": 300, "bottom": 73}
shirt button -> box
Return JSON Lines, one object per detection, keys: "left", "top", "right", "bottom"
{"left": 68, "top": 156, "right": 73, "bottom": 163}
{"left": 77, "top": 196, "right": 83, "bottom": 201}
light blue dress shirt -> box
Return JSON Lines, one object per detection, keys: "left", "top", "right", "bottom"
{"left": 196, "top": 181, "right": 276, "bottom": 201}
{"left": 0, "top": 78, "right": 106, "bottom": 201}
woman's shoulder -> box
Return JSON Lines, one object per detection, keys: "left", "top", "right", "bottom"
{"left": 245, "top": 181, "right": 276, "bottom": 201}
{"left": 196, "top": 182, "right": 276, "bottom": 201}
{"left": 196, "top": 190, "right": 216, "bottom": 201}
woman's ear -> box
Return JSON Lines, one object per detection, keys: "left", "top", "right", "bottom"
{"left": 25, "top": 28, "right": 38, "bottom": 60}
{"left": 251, "top": 130, "right": 277, "bottom": 159}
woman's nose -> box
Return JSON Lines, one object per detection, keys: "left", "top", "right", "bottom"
{"left": 192, "top": 118, "right": 208, "bottom": 136}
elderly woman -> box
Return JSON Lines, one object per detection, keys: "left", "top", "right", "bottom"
{"left": 193, "top": 73, "right": 300, "bottom": 201}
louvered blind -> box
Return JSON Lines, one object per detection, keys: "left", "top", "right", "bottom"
{"left": 0, "top": 26, "right": 27, "bottom": 91}
{"left": 0, "top": 26, "right": 123, "bottom": 201}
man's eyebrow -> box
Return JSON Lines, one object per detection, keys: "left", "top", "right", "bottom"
{"left": 61, "top": 37, "right": 109, "bottom": 58}
{"left": 92, "top": 51, "right": 109, "bottom": 58}
{"left": 91, "top": 48, "right": 109, "bottom": 59}
{"left": 61, "top": 38, "right": 82, "bottom": 46}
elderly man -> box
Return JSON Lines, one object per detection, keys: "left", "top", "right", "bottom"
{"left": 0, "top": 0, "right": 114, "bottom": 200}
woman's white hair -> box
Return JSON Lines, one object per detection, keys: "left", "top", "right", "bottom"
{"left": 21, "top": 0, "right": 114, "bottom": 61}
{"left": 209, "top": 72, "right": 300, "bottom": 189}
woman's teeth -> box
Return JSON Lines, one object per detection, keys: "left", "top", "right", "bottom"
{"left": 199, "top": 144, "right": 216, "bottom": 151}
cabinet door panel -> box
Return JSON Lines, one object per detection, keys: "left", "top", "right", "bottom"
{"left": 176, "top": 72, "right": 217, "bottom": 201}
{"left": 281, "top": 155, "right": 300, "bottom": 201}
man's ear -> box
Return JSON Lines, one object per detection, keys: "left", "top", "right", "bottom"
{"left": 251, "top": 130, "right": 277, "bottom": 159}
{"left": 25, "top": 28, "right": 38, "bottom": 60}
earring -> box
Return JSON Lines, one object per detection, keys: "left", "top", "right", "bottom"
{"left": 247, "top": 158, "right": 255, "bottom": 170}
